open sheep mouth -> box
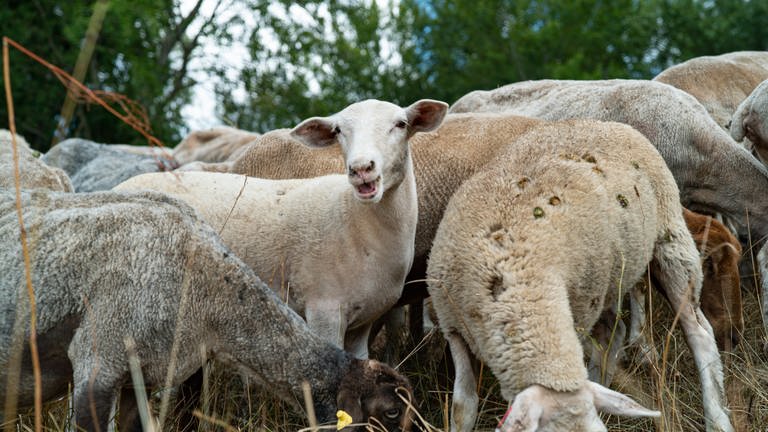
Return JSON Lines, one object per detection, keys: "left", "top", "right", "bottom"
{"left": 355, "top": 177, "right": 380, "bottom": 199}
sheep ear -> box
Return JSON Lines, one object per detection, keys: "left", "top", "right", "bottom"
{"left": 336, "top": 389, "right": 364, "bottom": 430}
{"left": 496, "top": 388, "right": 543, "bottom": 432}
{"left": 730, "top": 98, "right": 750, "bottom": 142}
{"left": 588, "top": 381, "right": 660, "bottom": 418}
{"left": 290, "top": 117, "right": 338, "bottom": 148}
{"left": 405, "top": 99, "right": 449, "bottom": 136}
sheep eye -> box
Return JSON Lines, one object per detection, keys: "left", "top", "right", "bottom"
{"left": 394, "top": 120, "right": 407, "bottom": 129}
{"left": 332, "top": 126, "right": 341, "bottom": 135}
{"left": 383, "top": 408, "right": 400, "bottom": 419}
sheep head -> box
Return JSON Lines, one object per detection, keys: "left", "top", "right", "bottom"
{"left": 290, "top": 99, "right": 447, "bottom": 202}
{"left": 496, "top": 382, "right": 659, "bottom": 432}
{"left": 336, "top": 359, "right": 415, "bottom": 431}
{"left": 731, "top": 79, "right": 768, "bottom": 165}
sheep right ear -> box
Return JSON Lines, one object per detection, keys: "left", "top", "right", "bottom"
{"left": 291, "top": 117, "right": 338, "bottom": 148}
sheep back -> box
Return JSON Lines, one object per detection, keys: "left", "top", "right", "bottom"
{"left": 173, "top": 126, "right": 260, "bottom": 165}
{"left": 653, "top": 51, "right": 768, "bottom": 130}
{"left": 0, "top": 130, "right": 73, "bottom": 192}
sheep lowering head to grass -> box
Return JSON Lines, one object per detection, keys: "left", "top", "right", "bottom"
{"left": 0, "top": 189, "right": 415, "bottom": 432}
{"left": 651, "top": 51, "right": 768, "bottom": 165}
{"left": 450, "top": 78, "right": 768, "bottom": 353}
{"left": 115, "top": 99, "right": 449, "bottom": 359}
{"left": 427, "top": 120, "right": 732, "bottom": 432}
{"left": 0, "top": 130, "right": 72, "bottom": 192}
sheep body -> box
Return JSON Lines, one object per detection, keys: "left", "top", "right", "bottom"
{"left": 428, "top": 120, "right": 730, "bottom": 432}
{"left": 173, "top": 126, "right": 260, "bottom": 165}
{"left": 41, "top": 138, "right": 177, "bottom": 192}
{"left": 652, "top": 51, "right": 768, "bottom": 132}
{"left": 0, "top": 188, "right": 413, "bottom": 431}
{"left": 0, "top": 130, "right": 72, "bottom": 192}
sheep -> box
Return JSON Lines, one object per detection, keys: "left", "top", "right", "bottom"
{"left": 652, "top": 52, "right": 768, "bottom": 132}
{"left": 41, "top": 138, "right": 178, "bottom": 192}
{"left": 0, "top": 188, "right": 414, "bottom": 432}
{"left": 589, "top": 208, "right": 744, "bottom": 387}
{"left": 450, "top": 78, "right": 768, "bottom": 342}
{"left": 0, "top": 130, "right": 73, "bottom": 192}
{"left": 173, "top": 125, "right": 260, "bottom": 165}
{"left": 427, "top": 119, "right": 731, "bottom": 432}
{"left": 115, "top": 99, "right": 449, "bottom": 360}
{"left": 652, "top": 51, "right": 768, "bottom": 163}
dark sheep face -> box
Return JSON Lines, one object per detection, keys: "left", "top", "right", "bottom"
{"left": 337, "top": 359, "right": 415, "bottom": 431}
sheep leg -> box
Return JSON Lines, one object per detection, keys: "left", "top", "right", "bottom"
{"left": 71, "top": 376, "right": 117, "bottom": 432}
{"left": 758, "top": 243, "right": 768, "bottom": 354}
{"left": 628, "top": 280, "right": 659, "bottom": 366}
{"left": 345, "top": 323, "right": 372, "bottom": 360}
{"left": 446, "top": 331, "right": 479, "bottom": 432}
{"left": 652, "top": 242, "right": 733, "bottom": 432}
{"left": 587, "top": 308, "right": 627, "bottom": 387}
{"left": 117, "top": 387, "right": 144, "bottom": 432}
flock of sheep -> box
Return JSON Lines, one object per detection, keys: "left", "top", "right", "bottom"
{"left": 2, "top": 50, "right": 768, "bottom": 432}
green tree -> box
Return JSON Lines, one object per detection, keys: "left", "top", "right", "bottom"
{"left": 1, "top": 0, "right": 234, "bottom": 151}
{"left": 217, "top": 0, "right": 417, "bottom": 131}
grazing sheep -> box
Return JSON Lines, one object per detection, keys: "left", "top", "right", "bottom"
{"left": 730, "top": 79, "right": 768, "bottom": 165}
{"left": 652, "top": 51, "right": 768, "bottom": 163}
{"left": 41, "top": 138, "right": 178, "bottom": 192}
{"left": 115, "top": 99, "right": 449, "bottom": 360}
{"left": 173, "top": 126, "right": 260, "bottom": 165}
{"left": 450, "top": 79, "right": 768, "bottom": 342}
{"left": 0, "top": 188, "right": 414, "bottom": 432}
{"left": 652, "top": 52, "right": 768, "bottom": 131}
{"left": 427, "top": 120, "right": 731, "bottom": 432}
{"left": 0, "top": 130, "right": 72, "bottom": 192}
{"left": 589, "top": 208, "right": 744, "bottom": 387}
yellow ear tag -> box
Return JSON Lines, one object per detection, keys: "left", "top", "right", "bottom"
{"left": 336, "top": 410, "right": 353, "bottom": 430}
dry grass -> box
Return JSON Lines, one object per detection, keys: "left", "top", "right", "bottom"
{"left": 6, "top": 280, "right": 768, "bottom": 432}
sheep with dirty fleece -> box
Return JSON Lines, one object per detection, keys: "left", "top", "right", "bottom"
{"left": 427, "top": 120, "right": 732, "bottom": 432}
{"left": 0, "top": 130, "right": 72, "bottom": 192}
{"left": 0, "top": 189, "right": 414, "bottom": 432}
{"left": 116, "top": 98, "right": 448, "bottom": 360}
{"left": 41, "top": 137, "right": 177, "bottom": 192}
{"left": 450, "top": 78, "right": 768, "bottom": 346}
{"left": 652, "top": 51, "right": 768, "bottom": 164}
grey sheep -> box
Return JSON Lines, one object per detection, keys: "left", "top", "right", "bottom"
{"left": 0, "top": 130, "right": 72, "bottom": 192}
{"left": 428, "top": 120, "right": 729, "bottom": 432}
{"left": 41, "top": 138, "right": 177, "bottom": 192}
{"left": 0, "top": 189, "right": 414, "bottom": 432}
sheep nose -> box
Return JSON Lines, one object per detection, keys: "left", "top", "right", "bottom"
{"left": 731, "top": 331, "right": 741, "bottom": 347}
{"left": 348, "top": 160, "right": 375, "bottom": 177}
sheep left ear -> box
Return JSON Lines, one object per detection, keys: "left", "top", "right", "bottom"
{"left": 405, "top": 99, "right": 449, "bottom": 136}
{"left": 588, "top": 381, "right": 660, "bottom": 418}
{"left": 291, "top": 117, "right": 338, "bottom": 148}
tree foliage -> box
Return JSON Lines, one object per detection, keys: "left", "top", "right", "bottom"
{"left": 1, "top": 0, "right": 232, "bottom": 151}
{"left": 220, "top": 0, "right": 767, "bottom": 133}
{"left": 2, "top": 0, "right": 767, "bottom": 148}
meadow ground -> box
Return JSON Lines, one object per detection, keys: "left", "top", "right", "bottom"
{"left": 8, "top": 270, "right": 768, "bottom": 432}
